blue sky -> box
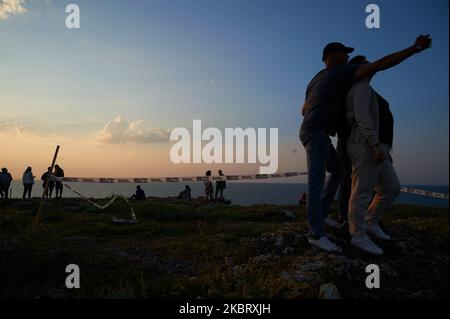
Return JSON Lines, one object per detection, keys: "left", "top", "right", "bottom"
{"left": 0, "top": 0, "right": 448, "bottom": 184}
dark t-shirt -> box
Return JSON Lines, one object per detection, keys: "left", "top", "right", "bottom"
{"left": 135, "top": 189, "right": 146, "bottom": 200}
{"left": 54, "top": 168, "right": 64, "bottom": 178}
{"left": 301, "top": 64, "right": 358, "bottom": 137}
{"left": 41, "top": 172, "right": 55, "bottom": 187}
{"left": 376, "top": 92, "right": 394, "bottom": 148}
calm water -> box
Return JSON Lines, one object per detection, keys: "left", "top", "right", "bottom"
{"left": 5, "top": 181, "right": 449, "bottom": 208}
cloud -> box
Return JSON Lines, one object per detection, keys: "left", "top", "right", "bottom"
{"left": 210, "top": 79, "right": 216, "bottom": 87}
{"left": 0, "top": 121, "right": 65, "bottom": 143}
{"left": 0, "top": 121, "right": 32, "bottom": 136}
{"left": 95, "top": 115, "right": 170, "bottom": 144}
{"left": 0, "top": 0, "right": 27, "bottom": 20}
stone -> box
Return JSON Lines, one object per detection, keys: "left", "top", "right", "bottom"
{"left": 319, "top": 282, "right": 341, "bottom": 299}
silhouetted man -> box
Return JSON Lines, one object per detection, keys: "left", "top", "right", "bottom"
{"left": 41, "top": 167, "right": 55, "bottom": 199}
{"left": 54, "top": 164, "right": 65, "bottom": 199}
{"left": 0, "top": 168, "right": 13, "bottom": 199}
{"left": 299, "top": 35, "right": 432, "bottom": 253}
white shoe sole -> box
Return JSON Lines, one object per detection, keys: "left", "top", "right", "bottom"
{"left": 367, "top": 229, "right": 392, "bottom": 241}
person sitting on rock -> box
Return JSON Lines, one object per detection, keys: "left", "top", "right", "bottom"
{"left": 131, "top": 185, "right": 146, "bottom": 200}
{"left": 299, "top": 192, "right": 307, "bottom": 205}
{"left": 178, "top": 185, "right": 192, "bottom": 200}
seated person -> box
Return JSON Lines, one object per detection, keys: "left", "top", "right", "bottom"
{"left": 131, "top": 185, "right": 146, "bottom": 200}
{"left": 178, "top": 185, "right": 192, "bottom": 200}
{"left": 299, "top": 192, "right": 307, "bottom": 205}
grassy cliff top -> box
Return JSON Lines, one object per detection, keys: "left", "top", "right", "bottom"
{"left": 0, "top": 197, "right": 448, "bottom": 299}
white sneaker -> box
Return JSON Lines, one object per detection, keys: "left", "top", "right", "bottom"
{"left": 367, "top": 223, "right": 391, "bottom": 240}
{"left": 324, "top": 217, "right": 340, "bottom": 229}
{"left": 351, "top": 234, "right": 384, "bottom": 255}
{"left": 308, "top": 236, "right": 343, "bottom": 253}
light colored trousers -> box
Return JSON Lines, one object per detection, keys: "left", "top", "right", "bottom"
{"left": 347, "top": 143, "right": 401, "bottom": 236}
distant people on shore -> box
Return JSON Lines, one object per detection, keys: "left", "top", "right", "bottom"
{"left": 204, "top": 170, "right": 214, "bottom": 202}
{"left": 54, "top": 164, "right": 65, "bottom": 199}
{"left": 0, "top": 168, "right": 13, "bottom": 199}
{"left": 131, "top": 185, "right": 146, "bottom": 200}
{"left": 22, "top": 167, "right": 35, "bottom": 199}
{"left": 41, "top": 167, "right": 55, "bottom": 199}
{"left": 214, "top": 170, "right": 226, "bottom": 201}
{"left": 178, "top": 185, "right": 192, "bottom": 200}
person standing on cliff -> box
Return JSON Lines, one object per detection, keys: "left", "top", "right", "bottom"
{"left": 299, "top": 35, "right": 432, "bottom": 253}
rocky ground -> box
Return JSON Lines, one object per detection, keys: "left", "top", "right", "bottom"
{"left": 0, "top": 197, "right": 448, "bottom": 299}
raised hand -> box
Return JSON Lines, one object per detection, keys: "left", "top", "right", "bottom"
{"left": 414, "top": 34, "right": 432, "bottom": 52}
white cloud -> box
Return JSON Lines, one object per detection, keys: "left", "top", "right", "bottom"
{"left": 95, "top": 115, "right": 170, "bottom": 144}
{"left": 0, "top": 0, "right": 27, "bottom": 20}
{"left": 0, "top": 121, "right": 32, "bottom": 136}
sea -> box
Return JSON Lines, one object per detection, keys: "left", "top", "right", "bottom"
{"left": 5, "top": 181, "right": 449, "bottom": 208}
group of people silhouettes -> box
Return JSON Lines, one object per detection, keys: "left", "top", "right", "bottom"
{"left": 204, "top": 170, "right": 226, "bottom": 202}
{"left": 129, "top": 170, "right": 227, "bottom": 202}
{"left": 299, "top": 35, "right": 432, "bottom": 255}
{"left": 0, "top": 165, "right": 65, "bottom": 200}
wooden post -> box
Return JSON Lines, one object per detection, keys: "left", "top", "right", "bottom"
{"left": 35, "top": 145, "right": 60, "bottom": 225}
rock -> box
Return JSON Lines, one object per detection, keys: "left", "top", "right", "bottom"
{"left": 319, "top": 282, "right": 340, "bottom": 299}
{"left": 299, "top": 260, "right": 324, "bottom": 272}
{"left": 264, "top": 208, "right": 296, "bottom": 222}
{"left": 396, "top": 241, "right": 408, "bottom": 250}
{"left": 0, "top": 215, "right": 11, "bottom": 225}
{"left": 274, "top": 235, "right": 284, "bottom": 248}
{"left": 117, "top": 250, "right": 129, "bottom": 258}
{"left": 224, "top": 256, "right": 233, "bottom": 265}
{"left": 250, "top": 254, "right": 272, "bottom": 263}
{"left": 281, "top": 271, "right": 312, "bottom": 283}
{"left": 279, "top": 209, "right": 295, "bottom": 220}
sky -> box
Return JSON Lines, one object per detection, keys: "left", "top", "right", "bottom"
{"left": 0, "top": 0, "right": 448, "bottom": 184}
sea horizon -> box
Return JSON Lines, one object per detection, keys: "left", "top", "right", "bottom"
{"left": 5, "top": 181, "right": 449, "bottom": 208}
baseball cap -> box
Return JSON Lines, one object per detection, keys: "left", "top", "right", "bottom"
{"left": 322, "top": 42, "right": 354, "bottom": 61}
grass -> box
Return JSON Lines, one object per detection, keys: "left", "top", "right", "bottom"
{"left": 0, "top": 197, "right": 448, "bottom": 299}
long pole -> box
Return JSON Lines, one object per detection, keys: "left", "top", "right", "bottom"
{"left": 35, "top": 145, "right": 60, "bottom": 225}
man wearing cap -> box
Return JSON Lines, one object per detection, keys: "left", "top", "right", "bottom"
{"left": 300, "top": 35, "right": 432, "bottom": 253}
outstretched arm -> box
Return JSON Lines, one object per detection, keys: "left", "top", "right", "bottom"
{"left": 354, "top": 34, "right": 432, "bottom": 80}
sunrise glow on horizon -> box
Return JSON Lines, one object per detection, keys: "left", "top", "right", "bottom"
{"left": 1, "top": 0, "right": 448, "bottom": 185}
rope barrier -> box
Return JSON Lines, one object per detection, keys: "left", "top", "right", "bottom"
{"left": 62, "top": 182, "right": 137, "bottom": 224}
{"left": 44, "top": 173, "right": 448, "bottom": 225}
{"left": 49, "top": 172, "right": 449, "bottom": 200}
